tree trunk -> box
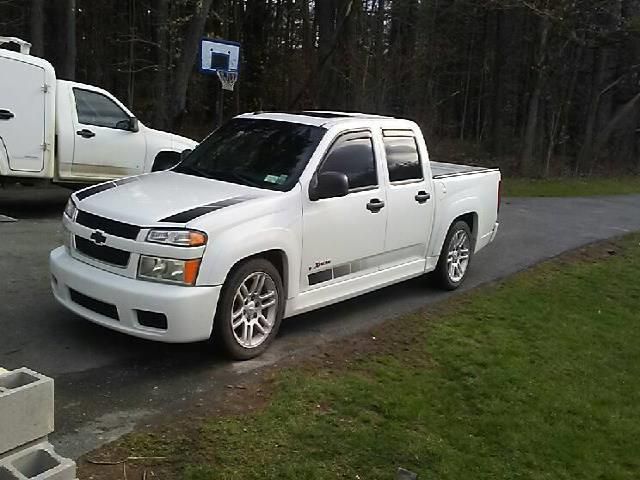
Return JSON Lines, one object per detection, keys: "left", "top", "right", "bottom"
{"left": 373, "top": 0, "right": 386, "bottom": 111}
{"left": 289, "top": 0, "right": 354, "bottom": 109}
{"left": 30, "top": 0, "right": 45, "bottom": 57}
{"left": 243, "top": 0, "right": 268, "bottom": 110}
{"left": 489, "top": 10, "right": 505, "bottom": 154}
{"left": 170, "top": 0, "right": 216, "bottom": 126}
{"left": 577, "top": 49, "right": 613, "bottom": 173}
{"left": 62, "top": 0, "right": 76, "bottom": 80}
{"left": 592, "top": 91, "right": 640, "bottom": 163}
{"left": 520, "top": 17, "right": 550, "bottom": 176}
{"left": 315, "top": 0, "right": 337, "bottom": 105}
{"left": 126, "top": 0, "right": 137, "bottom": 109}
{"left": 154, "top": 0, "right": 169, "bottom": 129}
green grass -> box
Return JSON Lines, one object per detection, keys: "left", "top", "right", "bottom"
{"left": 120, "top": 235, "right": 640, "bottom": 480}
{"left": 503, "top": 176, "right": 640, "bottom": 197}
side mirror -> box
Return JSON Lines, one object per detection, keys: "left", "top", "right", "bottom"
{"left": 309, "top": 171, "right": 349, "bottom": 201}
{"left": 116, "top": 117, "right": 139, "bottom": 132}
{"left": 151, "top": 151, "right": 182, "bottom": 172}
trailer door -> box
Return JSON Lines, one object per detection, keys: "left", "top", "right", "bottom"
{"left": 0, "top": 56, "right": 46, "bottom": 172}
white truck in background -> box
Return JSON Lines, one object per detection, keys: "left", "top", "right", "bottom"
{"left": 0, "top": 37, "right": 196, "bottom": 186}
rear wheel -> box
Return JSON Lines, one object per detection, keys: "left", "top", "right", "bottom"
{"left": 213, "top": 258, "right": 284, "bottom": 359}
{"left": 434, "top": 220, "right": 473, "bottom": 290}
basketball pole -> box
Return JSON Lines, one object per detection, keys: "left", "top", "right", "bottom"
{"left": 218, "top": 82, "right": 224, "bottom": 128}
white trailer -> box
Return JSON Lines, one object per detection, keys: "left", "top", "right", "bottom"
{"left": 0, "top": 37, "right": 196, "bottom": 185}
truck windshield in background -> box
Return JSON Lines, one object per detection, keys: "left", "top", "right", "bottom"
{"left": 175, "top": 118, "right": 326, "bottom": 191}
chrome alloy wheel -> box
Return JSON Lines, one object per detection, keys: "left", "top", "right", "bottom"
{"left": 231, "top": 272, "right": 279, "bottom": 349}
{"left": 447, "top": 229, "right": 470, "bottom": 283}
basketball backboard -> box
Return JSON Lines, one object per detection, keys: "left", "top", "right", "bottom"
{"left": 199, "top": 38, "right": 241, "bottom": 74}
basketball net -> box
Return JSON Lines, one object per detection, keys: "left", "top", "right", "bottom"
{"left": 217, "top": 71, "right": 238, "bottom": 91}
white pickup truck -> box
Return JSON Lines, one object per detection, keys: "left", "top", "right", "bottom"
{"left": 0, "top": 37, "right": 196, "bottom": 185}
{"left": 50, "top": 111, "right": 501, "bottom": 359}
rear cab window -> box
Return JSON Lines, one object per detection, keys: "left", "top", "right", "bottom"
{"left": 382, "top": 130, "right": 424, "bottom": 183}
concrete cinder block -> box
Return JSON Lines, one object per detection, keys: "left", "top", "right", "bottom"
{"left": 0, "top": 369, "right": 54, "bottom": 455}
{"left": 0, "top": 442, "right": 75, "bottom": 480}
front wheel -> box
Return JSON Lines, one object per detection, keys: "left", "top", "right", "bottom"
{"left": 213, "top": 259, "right": 285, "bottom": 360}
{"left": 434, "top": 220, "right": 473, "bottom": 290}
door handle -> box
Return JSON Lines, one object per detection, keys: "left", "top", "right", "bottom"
{"left": 366, "top": 198, "right": 385, "bottom": 213}
{"left": 415, "top": 191, "right": 431, "bottom": 204}
{"left": 0, "top": 109, "right": 14, "bottom": 120}
{"left": 76, "top": 129, "right": 96, "bottom": 138}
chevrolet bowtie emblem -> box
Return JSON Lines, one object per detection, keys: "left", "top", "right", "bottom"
{"left": 90, "top": 230, "right": 107, "bottom": 245}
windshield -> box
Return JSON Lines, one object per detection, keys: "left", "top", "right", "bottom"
{"left": 174, "top": 118, "right": 326, "bottom": 191}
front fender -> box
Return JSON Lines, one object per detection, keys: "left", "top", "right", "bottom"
{"left": 198, "top": 218, "right": 301, "bottom": 299}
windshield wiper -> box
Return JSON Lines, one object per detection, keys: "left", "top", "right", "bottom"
{"left": 176, "top": 165, "right": 267, "bottom": 189}
{"left": 175, "top": 163, "right": 213, "bottom": 179}
{"left": 230, "top": 170, "right": 264, "bottom": 188}
{"left": 196, "top": 169, "right": 264, "bottom": 188}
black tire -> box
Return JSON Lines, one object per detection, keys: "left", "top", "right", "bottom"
{"left": 434, "top": 220, "right": 473, "bottom": 291}
{"left": 212, "top": 258, "right": 285, "bottom": 360}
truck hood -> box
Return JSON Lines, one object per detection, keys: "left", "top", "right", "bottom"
{"left": 72, "top": 171, "right": 274, "bottom": 226}
{"left": 144, "top": 127, "right": 198, "bottom": 151}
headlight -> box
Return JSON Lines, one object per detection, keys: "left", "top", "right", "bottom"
{"left": 64, "top": 198, "right": 77, "bottom": 220}
{"left": 146, "top": 229, "right": 207, "bottom": 247}
{"left": 138, "top": 256, "right": 201, "bottom": 285}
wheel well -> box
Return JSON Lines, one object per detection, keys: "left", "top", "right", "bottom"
{"left": 229, "top": 250, "right": 289, "bottom": 296}
{"left": 455, "top": 212, "right": 478, "bottom": 246}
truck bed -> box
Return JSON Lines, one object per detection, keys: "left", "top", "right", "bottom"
{"left": 431, "top": 161, "right": 496, "bottom": 179}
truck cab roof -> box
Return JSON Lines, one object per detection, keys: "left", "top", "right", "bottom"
{"left": 236, "top": 110, "right": 412, "bottom": 129}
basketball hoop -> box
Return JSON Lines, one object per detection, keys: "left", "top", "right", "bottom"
{"left": 217, "top": 70, "right": 238, "bottom": 92}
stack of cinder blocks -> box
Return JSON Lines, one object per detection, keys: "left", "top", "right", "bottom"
{"left": 0, "top": 368, "right": 76, "bottom": 480}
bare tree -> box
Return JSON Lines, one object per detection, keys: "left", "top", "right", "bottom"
{"left": 169, "top": 0, "right": 216, "bottom": 126}
{"left": 520, "top": 16, "right": 550, "bottom": 176}
{"left": 153, "top": 0, "right": 170, "bottom": 129}
{"left": 30, "top": 0, "right": 44, "bottom": 57}
{"left": 61, "top": 0, "right": 76, "bottom": 80}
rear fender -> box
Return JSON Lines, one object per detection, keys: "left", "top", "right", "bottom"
{"left": 429, "top": 195, "right": 479, "bottom": 258}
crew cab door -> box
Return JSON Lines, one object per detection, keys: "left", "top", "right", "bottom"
{"left": 0, "top": 55, "right": 46, "bottom": 172}
{"left": 301, "top": 130, "right": 387, "bottom": 291}
{"left": 71, "top": 87, "right": 145, "bottom": 177}
{"left": 379, "top": 129, "right": 435, "bottom": 266}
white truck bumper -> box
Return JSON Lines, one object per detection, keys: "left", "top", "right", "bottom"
{"left": 489, "top": 222, "right": 499, "bottom": 242}
{"left": 49, "top": 247, "right": 220, "bottom": 343}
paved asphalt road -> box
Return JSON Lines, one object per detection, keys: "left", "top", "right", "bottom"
{"left": 1, "top": 186, "right": 640, "bottom": 458}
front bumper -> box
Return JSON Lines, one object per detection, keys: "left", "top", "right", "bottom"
{"left": 489, "top": 222, "right": 499, "bottom": 243}
{"left": 50, "top": 247, "right": 221, "bottom": 343}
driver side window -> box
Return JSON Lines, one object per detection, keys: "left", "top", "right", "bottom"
{"left": 318, "top": 134, "right": 377, "bottom": 191}
{"left": 73, "top": 88, "right": 129, "bottom": 129}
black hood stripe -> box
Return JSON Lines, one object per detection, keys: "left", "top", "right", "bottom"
{"left": 75, "top": 182, "right": 116, "bottom": 200}
{"left": 114, "top": 176, "right": 140, "bottom": 186}
{"left": 159, "top": 197, "right": 253, "bottom": 223}
{"left": 75, "top": 176, "right": 140, "bottom": 201}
